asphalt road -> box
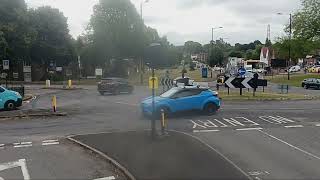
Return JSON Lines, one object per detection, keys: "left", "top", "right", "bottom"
{"left": 1, "top": 84, "right": 320, "bottom": 179}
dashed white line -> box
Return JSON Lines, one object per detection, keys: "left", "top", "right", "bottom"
{"left": 258, "top": 130, "right": 320, "bottom": 160}
{"left": 284, "top": 125, "right": 304, "bottom": 128}
{"left": 94, "top": 176, "right": 116, "bottom": 180}
{"left": 14, "top": 144, "right": 32, "bottom": 148}
{"left": 193, "top": 129, "right": 220, "bottom": 133}
{"left": 42, "top": 140, "right": 59, "bottom": 143}
{"left": 0, "top": 144, "right": 4, "bottom": 150}
{"left": 236, "top": 127, "right": 263, "bottom": 131}
{"left": 315, "top": 124, "right": 320, "bottom": 127}
{"left": 42, "top": 142, "right": 59, "bottom": 146}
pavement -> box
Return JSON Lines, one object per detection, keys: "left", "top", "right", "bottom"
{"left": 1, "top": 84, "right": 320, "bottom": 179}
{"left": 72, "top": 131, "right": 250, "bottom": 180}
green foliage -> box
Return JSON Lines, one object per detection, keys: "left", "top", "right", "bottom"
{"left": 229, "top": 51, "right": 243, "bottom": 58}
{"left": 183, "top": 41, "right": 203, "bottom": 55}
{"left": 292, "top": 0, "right": 320, "bottom": 40}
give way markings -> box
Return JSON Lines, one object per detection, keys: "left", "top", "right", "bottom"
{"left": 190, "top": 115, "right": 309, "bottom": 133}
{"left": 0, "top": 159, "right": 117, "bottom": 180}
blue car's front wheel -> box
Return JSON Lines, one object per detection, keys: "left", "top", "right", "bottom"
{"left": 204, "top": 103, "right": 218, "bottom": 115}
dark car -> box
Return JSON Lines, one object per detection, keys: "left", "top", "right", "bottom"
{"left": 98, "top": 78, "right": 134, "bottom": 95}
{"left": 302, "top": 78, "right": 320, "bottom": 89}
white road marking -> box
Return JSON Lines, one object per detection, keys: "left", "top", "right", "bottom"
{"left": 315, "top": 124, "right": 320, "bottom": 127}
{"left": 115, "top": 101, "right": 138, "bottom": 107}
{"left": 0, "top": 159, "right": 30, "bottom": 180}
{"left": 14, "top": 144, "right": 32, "bottom": 148}
{"left": 236, "top": 128, "right": 263, "bottom": 131}
{"left": 258, "top": 130, "right": 320, "bottom": 161}
{"left": 193, "top": 130, "right": 220, "bottom": 133}
{"left": 0, "top": 144, "right": 3, "bottom": 150}
{"left": 42, "top": 142, "right": 59, "bottom": 146}
{"left": 94, "top": 176, "right": 116, "bottom": 180}
{"left": 42, "top": 139, "right": 59, "bottom": 143}
{"left": 284, "top": 125, "right": 304, "bottom": 128}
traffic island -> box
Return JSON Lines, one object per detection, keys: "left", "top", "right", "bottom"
{"left": 0, "top": 109, "right": 67, "bottom": 120}
{"left": 69, "top": 130, "right": 250, "bottom": 180}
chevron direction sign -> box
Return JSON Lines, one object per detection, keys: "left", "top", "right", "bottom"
{"left": 225, "top": 77, "right": 267, "bottom": 89}
{"left": 160, "top": 78, "right": 174, "bottom": 87}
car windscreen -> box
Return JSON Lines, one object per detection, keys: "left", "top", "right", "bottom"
{"left": 160, "top": 88, "right": 180, "bottom": 98}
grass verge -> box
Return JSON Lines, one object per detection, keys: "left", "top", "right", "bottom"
{"left": 266, "top": 73, "right": 320, "bottom": 87}
{"left": 218, "top": 90, "right": 314, "bottom": 101}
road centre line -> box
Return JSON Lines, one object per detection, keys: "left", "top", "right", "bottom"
{"left": 193, "top": 130, "right": 220, "bottom": 133}
{"left": 258, "top": 130, "right": 320, "bottom": 161}
{"left": 284, "top": 125, "right": 304, "bottom": 128}
{"left": 236, "top": 128, "right": 263, "bottom": 131}
{"left": 14, "top": 144, "right": 32, "bottom": 148}
{"left": 315, "top": 124, "right": 320, "bottom": 127}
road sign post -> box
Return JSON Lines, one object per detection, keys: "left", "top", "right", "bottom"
{"left": 151, "top": 68, "right": 156, "bottom": 139}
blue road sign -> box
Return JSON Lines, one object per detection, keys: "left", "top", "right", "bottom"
{"left": 238, "top": 68, "right": 246, "bottom": 76}
{"left": 202, "top": 68, "right": 208, "bottom": 78}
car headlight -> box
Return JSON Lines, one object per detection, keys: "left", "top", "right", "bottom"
{"left": 14, "top": 92, "right": 21, "bottom": 96}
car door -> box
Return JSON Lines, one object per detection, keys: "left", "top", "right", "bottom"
{"left": 171, "top": 89, "right": 203, "bottom": 112}
{"left": 0, "top": 87, "right": 6, "bottom": 109}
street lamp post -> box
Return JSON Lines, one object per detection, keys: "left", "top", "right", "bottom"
{"left": 140, "top": 0, "right": 150, "bottom": 85}
{"left": 210, "top": 27, "right": 223, "bottom": 66}
{"left": 277, "top": 13, "right": 292, "bottom": 80}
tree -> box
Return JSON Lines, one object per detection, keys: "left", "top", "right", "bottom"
{"left": 183, "top": 41, "right": 203, "bottom": 55}
{"left": 0, "top": 0, "right": 36, "bottom": 61}
{"left": 209, "top": 46, "right": 224, "bottom": 66}
{"left": 229, "top": 51, "right": 243, "bottom": 58}
{"left": 29, "top": 6, "right": 74, "bottom": 66}
{"left": 292, "top": 0, "right": 320, "bottom": 40}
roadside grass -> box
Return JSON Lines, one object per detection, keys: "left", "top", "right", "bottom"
{"left": 218, "top": 90, "right": 309, "bottom": 101}
{"left": 266, "top": 73, "right": 320, "bottom": 87}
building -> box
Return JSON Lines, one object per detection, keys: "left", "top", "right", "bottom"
{"left": 260, "top": 47, "right": 275, "bottom": 66}
{"left": 304, "top": 55, "right": 320, "bottom": 66}
{"left": 191, "top": 53, "right": 208, "bottom": 63}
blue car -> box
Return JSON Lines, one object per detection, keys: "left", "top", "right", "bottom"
{"left": 141, "top": 87, "right": 220, "bottom": 117}
{"left": 0, "top": 86, "right": 22, "bottom": 110}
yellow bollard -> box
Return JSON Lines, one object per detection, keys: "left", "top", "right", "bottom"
{"left": 161, "top": 109, "right": 165, "bottom": 135}
{"left": 52, "top": 95, "right": 57, "bottom": 112}
{"left": 68, "top": 80, "right": 72, "bottom": 88}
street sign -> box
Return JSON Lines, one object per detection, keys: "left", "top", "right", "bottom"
{"left": 202, "top": 68, "right": 208, "bottom": 78}
{"left": 95, "top": 68, "right": 103, "bottom": 76}
{"left": 23, "top": 66, "right": 31, "bottom": 73}
{"left": 225, "top": 77, "right": 267, "bottom": 89}
{"left": 3, "top": 60, "right": 9, "bottom": 70}
{"left": 149, "top": 76, "right": 158, "bottom": 89}
{"left": 238, "top": 68, "right": 246, "bottom": 76}
{"left": 160, "top": 78, "right": 174, "bottom": 87}
{"left": 13, "top": 72, "right": 19, "bottom": 79}
{"left": 56, "top": 67, "right": 63, "bottom": 72}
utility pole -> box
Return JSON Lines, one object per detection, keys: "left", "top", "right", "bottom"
{"left": 288, "top": 13, "right": 292, "bottom": 80}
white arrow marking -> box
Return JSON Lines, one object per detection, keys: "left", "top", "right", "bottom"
{"left": 225, "top": 77, "right": 235, "bottom": 88}
{"left": 242, "top": 78, "right": 252, "bottom": 88}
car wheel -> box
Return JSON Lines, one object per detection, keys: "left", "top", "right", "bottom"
{"left": 4, "top": 100, "right": 16, "bottom": 111}
{"left": 99, "top": 91, "right": 104, "bottom": 95}
{"left": 204, "top": 103, "right": 218, "bottom": 116}
{"left": 304, "top": 85, "right": 309, "bottom": 89}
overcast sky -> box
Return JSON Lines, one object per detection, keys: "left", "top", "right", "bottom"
{"left": 25, "top": 0, "right": 302, "bottom": 45}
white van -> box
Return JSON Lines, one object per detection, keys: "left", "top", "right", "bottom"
{"left": 289, "top": 66, "right": 301, "bottom": 72}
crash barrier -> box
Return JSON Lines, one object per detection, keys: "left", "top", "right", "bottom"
{"left": 52, "top": 95, "right": 57, "bottom": 112}
{"left": 8, "top": 85, "right": 25, "bottom": 97}
{"left": 278, "top": 84, "right": 289, "bottom": 94}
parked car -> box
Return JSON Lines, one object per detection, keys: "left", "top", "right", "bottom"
{"left": 308, "top": 66, "right": 320, "bottom": 73}
{"left": 289, "top": 65, "right": 301, "bottom": 72}
{"left": 0, "top": 86, "right": 22, "bottom": 110}
{"left": 97, "top": 78, "right": 134, "bottom": 95}
{"left": 141, "top": 86, "right": 221, "bottom": 117}
{"left": 301, "top": 78, "right": 320, "bottom": 89}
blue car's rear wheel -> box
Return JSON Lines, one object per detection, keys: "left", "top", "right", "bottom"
{"left": 204, "top": 103, "right": 218, "bottom": 115}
